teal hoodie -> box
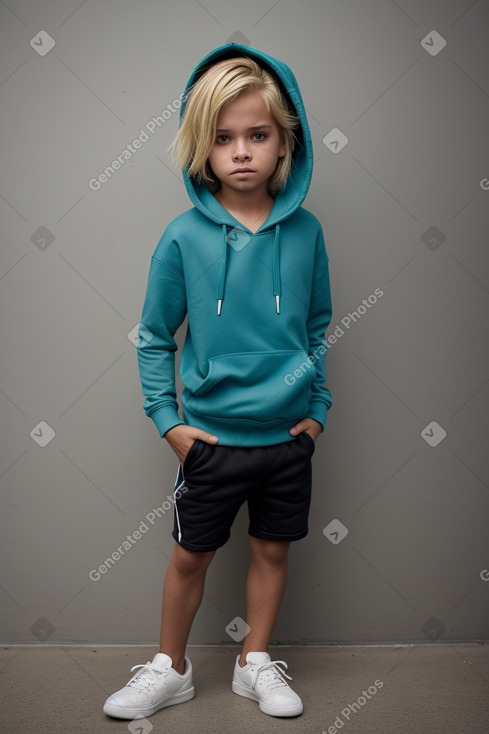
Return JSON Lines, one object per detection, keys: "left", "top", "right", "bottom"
{"left": 137, "top": 43, "right": 332, "bottom": 446}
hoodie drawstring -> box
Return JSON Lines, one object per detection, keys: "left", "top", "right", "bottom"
{"left": 216, "top": 224, "right": 228, "bottom": 316}
{"left": 272, "top": 224, "right": 281, "bottom": 314}
{"left": 216, "top": 224, "right": 281, "bottom": 315}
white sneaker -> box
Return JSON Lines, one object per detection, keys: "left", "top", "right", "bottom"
{"left": 103, "top": 652, "right": 194, "bottom": 719}
{"left": 232, "top": 652, "right": 303, "bottom": 717}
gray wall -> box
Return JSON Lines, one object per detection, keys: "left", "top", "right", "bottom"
{"left": 1, "top": 0, "right": 488, "bottom": 645}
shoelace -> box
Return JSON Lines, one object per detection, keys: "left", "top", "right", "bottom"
{"left": 127, "top": 661, "right": 170, "bottom": 690}
{"left": 252, "top": 660, "right": 292, "bottom": 690}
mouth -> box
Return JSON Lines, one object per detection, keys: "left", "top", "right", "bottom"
{"left": 231, "top": 168, "right": 255, "bottom": 174}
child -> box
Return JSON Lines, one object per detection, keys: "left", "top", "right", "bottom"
{"left": 103, "top": 42, "right": 332, "bottom": 721}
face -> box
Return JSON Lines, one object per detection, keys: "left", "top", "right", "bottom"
{"left": 207, "top": 89, "right": 286, "bottom": 197}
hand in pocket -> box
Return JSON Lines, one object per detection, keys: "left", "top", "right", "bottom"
{"left": 164, "top": 424, "right": 219, "bottom": 464}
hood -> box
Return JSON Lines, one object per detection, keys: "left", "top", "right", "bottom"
{"left": 179, "top": 42, "right": 313, "bottom": 231}
{"left": 179, "top": 43, "right": 314, "bottom": 315}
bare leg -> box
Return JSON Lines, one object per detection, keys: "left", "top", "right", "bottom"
{"left": 159, "top": 542, "right": 216, "bottom": 674}
{"left": 239, "top": 537, "right": 290, "bottom": 664}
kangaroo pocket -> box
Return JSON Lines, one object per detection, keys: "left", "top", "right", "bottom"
{"left": 182, "top": 350, "right": 315, "bottom": 424}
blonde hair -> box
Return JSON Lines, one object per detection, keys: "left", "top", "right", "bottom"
{"left": 170, "top": 56, "right": 301, "bottom": 195}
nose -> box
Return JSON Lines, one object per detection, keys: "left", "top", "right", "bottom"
{"left": 233, "top": 137, "right": 251, "bottom": 161}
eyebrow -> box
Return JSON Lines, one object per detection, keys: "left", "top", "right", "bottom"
{"left": 215, "top": 124, "right": 273, "bottom": 132}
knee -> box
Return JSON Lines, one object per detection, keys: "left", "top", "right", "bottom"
{"left": 172, "top": 543, "right": 215, "bottom": 575}
{"left": 250, "top": 538, "right": 290, "bottom": 567}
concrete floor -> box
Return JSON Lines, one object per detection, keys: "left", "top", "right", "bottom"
{"left": 1, "top": 644, "right": 488, "bottom": 733}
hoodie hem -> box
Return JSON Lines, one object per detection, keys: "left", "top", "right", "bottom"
{"left": 182, "top": 409, "right": 299, "bottom": 447}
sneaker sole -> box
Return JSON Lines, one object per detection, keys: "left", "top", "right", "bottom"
{"left": 232, "top": 681, "right": 303, "bottom": 718}
{"left": 103, "top": 685, "right": 195, "bottom": 719}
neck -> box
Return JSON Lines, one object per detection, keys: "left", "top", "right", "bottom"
{"left": 215, "top": 185, "right": 274, "bottom": 219}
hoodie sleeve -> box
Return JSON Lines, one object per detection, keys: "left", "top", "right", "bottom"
{"left": 136, "top": 232, "right": 187, "bottom": 437}
{"left": 305, "top": 227, "right": 333, "bottom": 430}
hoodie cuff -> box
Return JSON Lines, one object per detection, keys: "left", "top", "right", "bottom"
{"left": 148, "top": 406, "right": 185, "bottom": 438}
{"left": 306, "top": 401, "right": 329, "bottom": 432}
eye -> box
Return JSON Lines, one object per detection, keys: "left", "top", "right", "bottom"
{"left": 216, "top": 134, "right": 229, "bottom": 143}
{"left": 252, "top": 132, "right": 267, "bottom": 141}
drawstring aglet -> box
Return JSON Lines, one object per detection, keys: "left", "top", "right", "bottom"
{"left": 217, "top": 299, "right": 222, "bottom": 316}
{"left": 275, "top": 295, "right": 280, "bottom": 314}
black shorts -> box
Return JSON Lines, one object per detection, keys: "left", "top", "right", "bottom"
{"left": 171, "top": 432, "right": 315, "bottom": 552}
